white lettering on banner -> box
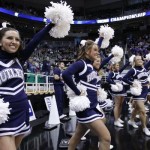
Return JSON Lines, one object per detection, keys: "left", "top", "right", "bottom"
{"left": 97, "top": 19, "right": 109, "bottom": 23}
{"left": 28, "top": 100, "right": 36, "bottom": 121}
{"left": 110, "top": 12, "right": 146, "bottom": 22}
{"left": 44, "top": 97, "right": 51, "bottom": 111}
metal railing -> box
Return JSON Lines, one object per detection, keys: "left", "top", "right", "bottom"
{"left": 24, "top": 73, "right": 54, "bottom": 95}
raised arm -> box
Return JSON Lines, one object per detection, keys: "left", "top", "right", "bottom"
{"left": 119, "top": 62, "right": 130, "bottom": 73}
{"left": 20, "top": 23, "right": 53, "bottom": 63}
{"left": 62, "top": 61, "right": 84, "bottom": 95}
{"left": 97, "top": 37, "right": 104, "bottom": 48}
{"left": 100, "top": 54, "right": 114, "bottom": 69}
{"left": 122, "top": 68, "right": 135, "bottom": 85}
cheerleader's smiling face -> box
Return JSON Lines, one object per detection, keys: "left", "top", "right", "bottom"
{"left": 86, "top": 44, "right": 99, "bottom": 61}
{"left": 134, "top": 56, "right": 143, "bottom": 66}
{"left": 93, "top": 57, "right": 101, "bottom": 70}
{"left": 0, "top": 29, "right": 21, "bottom": 53}
{"left": 114, "top": 63, "right": 120, "bottom": 71}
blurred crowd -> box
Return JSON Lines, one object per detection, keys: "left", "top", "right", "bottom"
{"left": 23, "top": 41, "right": 77, "bottom": 75}
{"left": 127, "top": 34, "right": 150, "bottom": 57}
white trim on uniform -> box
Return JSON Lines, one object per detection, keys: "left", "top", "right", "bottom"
{"left": 0, "top": 86, "right": 24, "bottom": 95}
{"left": 0, "top": 60, "right": 15, "bottom": 67}
{"left": 77, "top": 114, "right": 101, "bottom": 120}
{"left": 0, "top": 81, "right": 24, "bottom": 91}
{"left": 0, "top": 122, "right": 26, "bottom": 131}
{"left": 78, "top": 116, "right": 103, "bottom": 123}
{"left": 79, "top": 61, "right": 87, "bottom": 76}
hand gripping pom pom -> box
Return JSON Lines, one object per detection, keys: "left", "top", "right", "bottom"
{"left": 95, "top": 38, "right": 110, "bottom": 49}
{"left": 98, "top": 24, "right": 114, "bottom": 40}
{"left": 49, "top": 24, "right": 70, "bottom": 38}
{"left": 98, "top": 88, "right": 108, "bottom": 102}
{"left": 44, "top": 1, "right": 74, "bottom": 38}
{"left": 111, "top": 45, "right": 124, "bottom": 59}
{"left": 69, "top": 96, "right": 90, "bottom": 112}
{"left": 0, "top": 98, "right": 11, "bottom": 124}
{"left": 116, "top": 83, "right": 123, "bottom": 91}
{"left": 66, "top": 84, "right": 87, "bottom": 99}
{"left": 110, "top": 57, "right": 121, "bottom": 64}
{"left": 129, "top": 55, "right": 135, "bottom": 65}
{"left": 130, "top": 80, "right": 142, "bottom": 96}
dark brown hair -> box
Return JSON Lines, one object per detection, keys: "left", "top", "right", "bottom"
{"left": 0, "top": 27, "right": 23, "bottom": 57}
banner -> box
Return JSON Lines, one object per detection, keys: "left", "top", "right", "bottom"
{"left": 28, "top": 100, "right": 36, "bottom": 121}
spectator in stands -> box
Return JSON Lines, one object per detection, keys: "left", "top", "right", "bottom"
{"left": 53, "top": 62, "right": 67, "bottom": 119}
{"left": 42, "top": 56, "right": 51, "bottom": 75}
{"left": 26, "top": 57, "right": 36, "bottom": 73}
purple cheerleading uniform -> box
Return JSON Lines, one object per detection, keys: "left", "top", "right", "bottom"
{"left": 107, "top": 62, "right": 129, "bottom": 97}
{"left": 0, "top": 24, "right": 52, "bottom": 136}
{"left": 62, "top": 55, "right": 113, "bottom": 123}
{"left": 122, "top": 61, "right": 150, "bottom": 101}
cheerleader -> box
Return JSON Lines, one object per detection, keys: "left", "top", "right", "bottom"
{"left": 107, "top": 61, "right": 129, "bottom": 127}
{"left": 93, "top": 54, "right": 113, "bottom": 110}
{"left": 62, "top": 40, "right": 113, "bottom": 150}
{"left": 122, "top": 55, "right": 150, "bottom": 136}
{"left": 0, "top": 23, "right": 54, "bottom": 150}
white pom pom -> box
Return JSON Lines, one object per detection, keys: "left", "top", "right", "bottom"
{"left": 110, "top": 57, "right": 121, "bottom": 64}
{"left": 116, "top": 83, "right": 123, "bottom": 91}
{"left": 130, "top": 80, "right": 142, "bottom": 96}
{"left": 111, "top": 45, "right": 124, "bottom": 59}
{"left": 80, "top": 40, "right": 87, "bottom": 47}
{"left": 130, "top": 87, "right": 142, "bottom": 96}
{"left": 49, "top": 24, "right": 70, "bottom": 38}
{"left": 101, "top": 39, "right": 110, "bottom": 49}
{"left": 132, "top": 80, "right": 142, "bottom": 87}
{"left": 98, "top": 88, "right": 108, "bottom": 102}
{"left": 111, "top": 84, "right": 119, "bottom": 92}
{"left": 69, "top": 96, "right": 90, "bottom": 112}
{"left": 98, "top": 24, "right": 114, "bottom": 40}
{"left": 95, "top": 38, "right": 110, "bottom": 49}
{"left": 146, "top": 53, "right": 150, "bottom": 61}
{"left": 66, "top": 87, "right": 76, "bottom": 99}
{"left": 105, "top": 99, "right": 113, "bottom": 107}
{"left": 66, "top": 83, "right": 87, "bottom": 99}
{"left": 0, "top": 98, "right": 11, "bottom": 125}
{"left": 45, "top": 1, "right": 74, "bottom": 38}
{"left": 129, "top": 55, "right": 135, "bottom": 65}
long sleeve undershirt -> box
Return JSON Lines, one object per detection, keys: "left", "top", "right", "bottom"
{"left": 122, "top": 68, "right": 135, "bottom": 85}
{"left": 62, "top": 60, "right": 85, "bottom": 95}
{"left": 100, "top": 54, "right": 114, "bottom": 69}
{"left": 20, "top": 24, "right": 53, "bottom": 64}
